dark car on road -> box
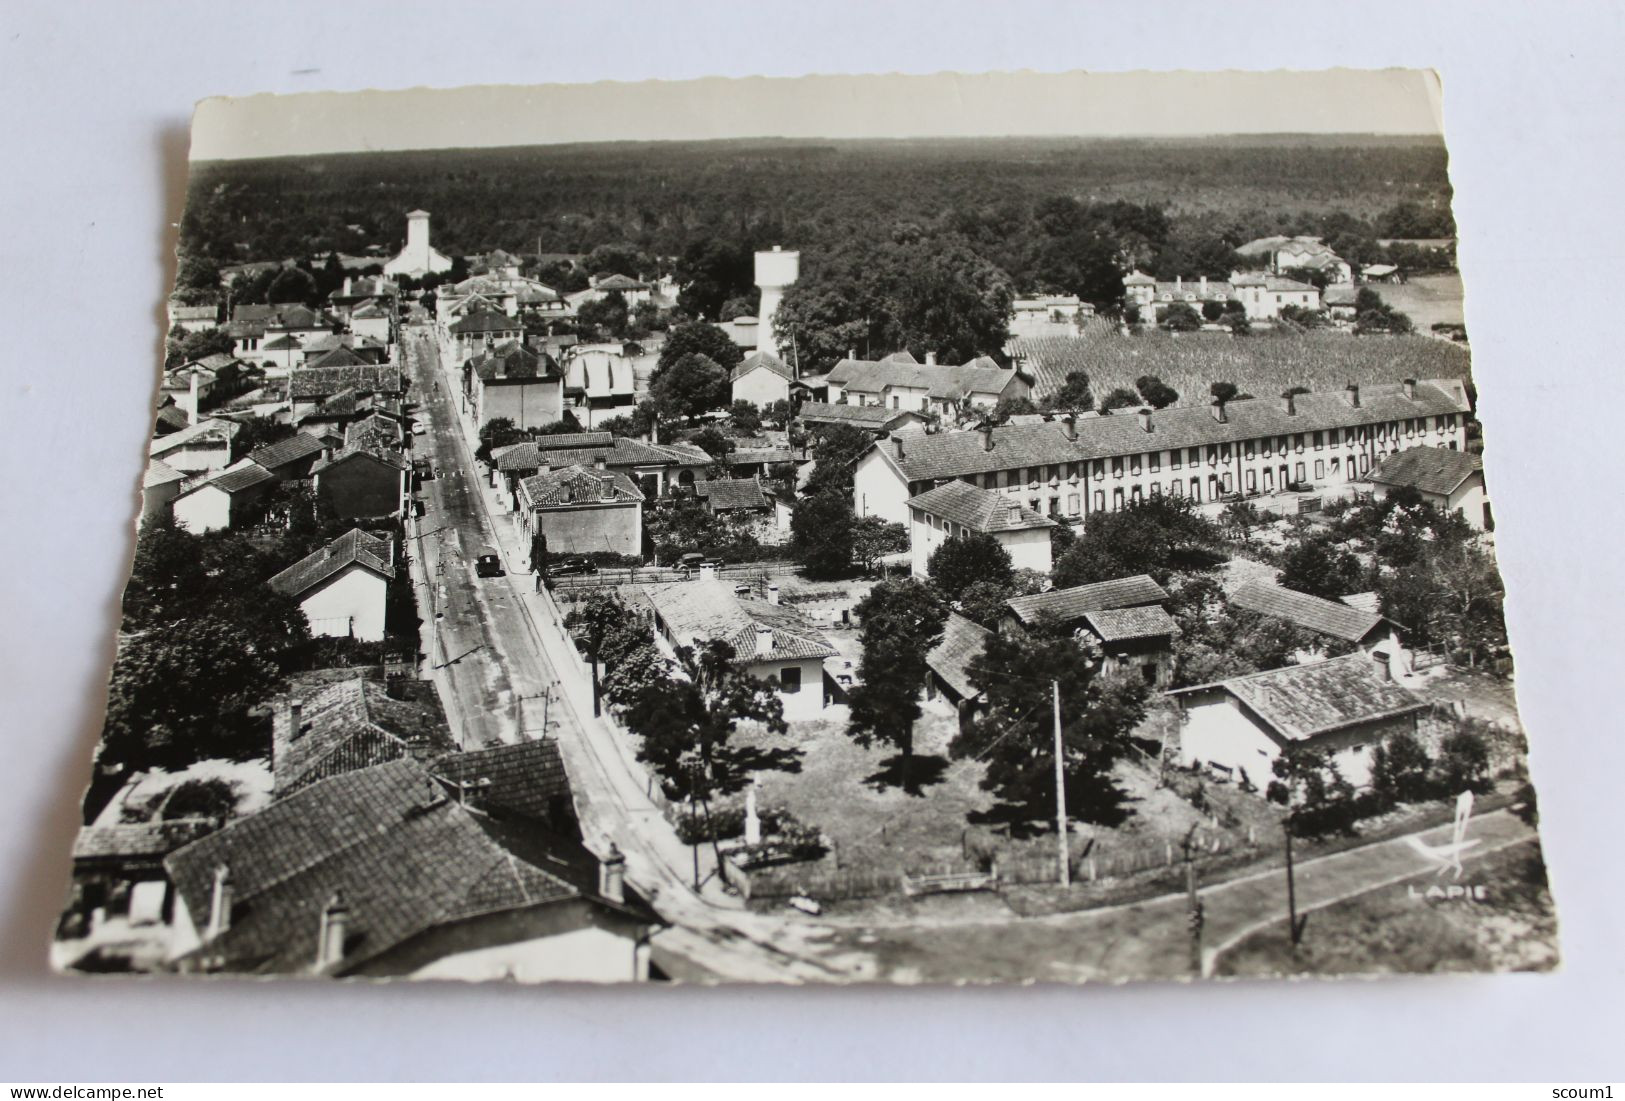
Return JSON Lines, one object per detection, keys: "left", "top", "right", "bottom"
{"left": 474, "top": 554, "right": 505, "bottom": 578}
{"left": 545, "top": 556, "right": 598, "bottom": 577}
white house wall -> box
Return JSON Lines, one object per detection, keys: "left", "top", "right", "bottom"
{"left": 410, "top": 925, "right": 643, "bottom": 983}
{"left": 1179, "top": 694, "right": 1282, "bottom": 791}
{"left": 731, "top": 368, "right": 792, "bottom": 408}
{"left": 172, "top": 486, "right": 232, "bottom": 534}
{"left": 299, "top": 565, "right": 389, "bottom": 641}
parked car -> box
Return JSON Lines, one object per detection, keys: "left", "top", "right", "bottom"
{"left": 412, "top": 422, "right": 427, "bottom": 436}
{"left": 474, "top": 554, "right": 504, "bottom": 578}
{"left": 546, "top": 556, "right": 598, "bottom": 577}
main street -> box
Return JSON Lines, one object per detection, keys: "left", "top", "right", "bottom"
{"left": 401, "top": 325, "right": 869, "bottom": 982}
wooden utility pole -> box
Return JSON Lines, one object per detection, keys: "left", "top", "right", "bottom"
{"left": 1182, "top": 827, "right": 1204, "bottom": 976}
{"left": 1053, "top": 680, "right": 1070, "bottom": 887}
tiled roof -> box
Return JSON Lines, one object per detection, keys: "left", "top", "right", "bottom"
{"left": 304, "top": 346, "right": 370, "bottom": 370}
{"left": 1006, "top": 575, "right": 1169, "bottom": 625}
{"left": 1178, "top": 653, "right": 1427, "bottom": 743}
{"left": 449, "top": 308, "right": 522, "bottom": 335}
{"left": 73, "top": 819, "right": 216, "bottom": 861}
{"left": 149, "top": 417, "right": 238, "bottom": 456}
{"left": 470, "top": 341, "right": 553, "bottom": 381}
{"left": 1079, "top": 605, "right": 1180, "bottom": 644}
{"left": 875, "top": 380, "right": 1471, "bottom": 481}
{"left": 1341, "top": 591, "right": 1382, "bottom": 616}
{"left": 268, "top": 528, "right": 394, "bottom": 599}
{"left": 797, "top": 401, "right": 914, "bottom": 428}
{"left": 644, "top": 580, "right": 836, "bottom": 664}
{"left": 273, "top": 677, "right": 454, "bottom": 797}
{"left": 248, "top": 432, "right": 326, "bottom": 471}
{"left": 164, "top": 759, "right": 586, "bottom": 974}
{"left": 728, "top": 447, "right": 792, "bottom": 466}
{"left": 154, "top": 406, "right": 192, "bottom": 433}
{"left": 593, "top": 274, "right": 648, "bottom": 291}
{"left": 696, "top": 477, "right": 772, "bottom": 512}
{"left": 430, "top": 740, "right": 572, "bottom": 822}
{"left": 826, "top": 359, "right": 1023, "bottom": 402}
{"left": 203, "top": 460, "right": 276, "bottom": 495}
{"left": 1368, "top": 445, "right": 1480, "bottom": 497}
{"left": 731, "top": 351, "right": 794, "bottom": 382}
{"left": 170, "top": 305, "right": 219, "bottom": 321}
{"left": 519, "top": 465, "right": 644, "bottom": 507}
{"left": 496, "top": 435, "right": 681, "bottom": 473}
{"left": 344, "top": 412, "right": 403, "bottom": 456}
{"left": 906, "top": 479, "right": 1054, "bottom": 533}
{"left": 288, "top": 365, "right": 403, "bottom": 400}
{"left": 1229, "top": 579, "right": 1384, "bottom": 643}
{"left": 927, "top": 613, "right": 991, "bottom": 701}
{"left": 1231, "top": 273, "right": 1319, "bottom": 293}
{"left": 532, "top": 431, "right": 613, "bottom": 451}
{"left": 142, "top": 458, "right": 186, "bottom": 489}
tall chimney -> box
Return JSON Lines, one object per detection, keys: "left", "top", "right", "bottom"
{"left": 1137, "top": 407, "right": 1153, "bottom": 433}
{"left": 1210, "top": 398, "right": 1227, "bottom": 424}
{"left": 1199, "top": 275, "right": 1208, "bottom": 294}
{"left": 1281, "top": 392, "right": 1296, "bottom": 416}
{"left": 1345, "top": 382, "right": 1360, "bottom": 408}
{"left": 649, "top": 416, "right": 659, "bottom": 445}
{"left": 316, "top": 892, "right": 350, "bottom": 970}
{"left": 599, "top": 843, "right": 627, "bottom": 904}
{"left": 755, "top": 624, "right": 774, "bottom": 657}
{"left": 979, "top": 425, "right": 993, "bottom": 452}
{"left": 1176, "top": 275, "right": 1183, "bottom": 292}
{"left": 206, "top": 864, "right": 233, "bottom": 940}
{"left": 1402, "top": 378, "right": 1417, "bottom": 400}
{"left": 188, "top": 372, "right": 200, "bottom": 426}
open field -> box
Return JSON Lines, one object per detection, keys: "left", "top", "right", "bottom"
{"left": 1373, "top": 272, "right": 1466, "bottom": 330}
{"left": 1013, "top": 327, "right": 1472, "bottom": 408}
{"left": 1213, "top": 838, "right": 1557, "bottom": 977}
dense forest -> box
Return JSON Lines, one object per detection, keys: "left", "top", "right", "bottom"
{"left": 181, "top": 135, "right": 1455, "bottom": 274}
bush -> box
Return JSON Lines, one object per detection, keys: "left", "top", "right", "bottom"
{"left": 1435, "top": 728, "right": 1493, "bottom": 794}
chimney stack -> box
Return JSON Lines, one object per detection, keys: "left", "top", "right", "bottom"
{"left": 206, "top": 864, "right": 233, "bottom": 940}
{"left": 1345, "top": 382, "right": 1360, "bottom": 408}
{"left": 893, "top": 435, "right": 905, "bottom": 461}
{"left": 925, "top": 351, "right": 937, "bottom": 366}
{"left": 1137, "top": 407, "right": 1153, "bottom": 433}
{"left": 594, "top": 456, "right": 606, "bottom": 471}
{"left": 767, "top": 584, "right": 780, "bottom": 606}
{"left": 1210, "top": 398, "right": 1227, "bottom": 424}
{"left": 316, "top": 892, "right": 350, "bottom": 970}
{"left": 1373, "top": 649, "right": 1392, "bottom": 682}
{"left": 1176, "top": 275, "right": 1184, "bottom": 292}
{"left": 599, "top": 843, "right": 627, "bottom": 904}
{"left": 1281, "top": 392, "right": 1296, "bottom": 416}
{"left": 188, "top": 372, "right": 200, "bottom": 426}
{"left": 1062, "top": 414, "right": 1077, "bottom": 441}
{"left": 979, "top": 425, "right": 994, "bottom": 452}
{"left": 755, "top": 624, "right": 774, "bottom": 657}
{"left": 1199, "top": 275, "right": 1208, "bottom": 294}
{"left": 289, "top": 697, "right": 304, "bottom": 737}
{"left": 1402, "top": 378, "right": 1417, "bottom": 400}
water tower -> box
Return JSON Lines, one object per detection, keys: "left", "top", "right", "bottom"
{"left": 754, "top": 246, "right": 800, "bottom": 356}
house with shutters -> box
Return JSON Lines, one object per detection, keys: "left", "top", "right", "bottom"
{"left": 268, "top": 528, "right": 395, "bottom": 641}
{"left": 641, "top": 580, "right": 838, "bottom": 720}
{"left": 1171, "top": 651, "right": 1428, "bottom": 788}
{"left": 515, "top": 464, "right": 645, "bottom": 558}
{"left": 462, "top": 341, "right": 563, "bottom": 432}
{"left": 1367, "top": 445, "right": 1489, "bottom": 530}
{"left": 905, "top": 479, "right": 1054, "bottom": 579}
{"left": 1002, "top": 574, "right": 1180, "bottom": 687}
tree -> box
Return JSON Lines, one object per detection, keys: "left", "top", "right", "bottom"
{"left": 475, "top": 416, "right": 529, "bottom": 463}
{"left": 649, "top": 352, "right": 730, "bottom": 421}
{"left": 791, "top": 490, "right": 855, "bottom": 578}
{"left": 674, "top": 238, "right": 757, "bottom": 321}
{"left": 1277, "top": 534, "right": 1367, "bottom": 600}
{"left": 163, "top": 326, "right": 235, "bottom": 371}
{"left": 1268, "top": 747, "right": 1358, "bottom": 839}
{"left": 803, "top": 423, "right": 875, "bottom": 496}
{"left": 927, "top": 532, "right": 1013, "bottom": 604}
{"left": 1209, "top": 381, "right": 1239, "bottom": 405}
{"left": 1351, "top": 287, "right": 1414, "bottom": 335}
{"left": 1377, "top": 532, "right": 1506, "bottom": 667}
{"left": 1157, "top": 302, "right": 1202, "bottom": 332}
{"left": 1135, "top": 375, "right": 1178, "bottom": 409}
{"left": 101, "top": 616, "right": 278, "bottom": 771}
{"left": 850, "top": 515, "right": 907, "bottom": 574}
{"left": 1435, "top": 728, "right": 1493, "bottom": 794}
{"left": 1098, "top": 387, "right": 1142, "bottom": 414}
{"left": 231, "top": 414, "right": 294, "bottom": 460}
{"left": 576, "top": 290, "right": 630, "bottom": 340}
{"left": 846, "top": 580, "right": 948, "bottom": 791}
{"left": 690, "top": 425, "right": 735, "bottom": 461}
{"left": 1370, "top": 731, "right": 1435, "bottom": 807}
{"left": 622, "top": 639, "right": 788, "bottom": 867}
{"left": 564, "top": 593, "right": 624, "bottom": 716}
{"left": 1052, "top": 495, "right": 1218, "bottom": 589}
{"left": 601, "top": 643, "right": 671, "bottom": 708}
{"left": 266, "top": 266, "right": 318, "bottom": 307}
{"left": 988, "top": 395, "right": 1039, "bottom": 424}
{"left": 656, "top": 320, "right": 745, "bottom": 376}
{"left": 953, "top": 614, "right": 1148, "bottom": 826}
{"left": 586, "top": 243, "right": 653, "bottom": 280}
{"left": 1046, "top": 370, "right": 1094, "bottom": 413}
{"left": 728, "top": 400, "right": 762, "bottom": 437}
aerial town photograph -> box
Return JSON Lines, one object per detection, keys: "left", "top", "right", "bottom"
{"left": 52, "top": 69, "right": 1555, "bottom": 986}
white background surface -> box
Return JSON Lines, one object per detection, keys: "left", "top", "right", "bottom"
{"left": 1, "top": 0, "right": 1621, "bottom": 1083}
